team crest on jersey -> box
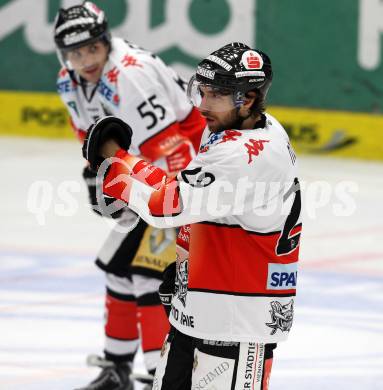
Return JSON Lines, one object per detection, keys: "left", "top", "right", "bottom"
{"left": 199, "top": 131, "right": 224, "bottom": 152}
{"left": 266, "top": 300, "right": 294, "bottom": 335}
{"left": 174, "top": 257, "right": 188, "bottom": 307}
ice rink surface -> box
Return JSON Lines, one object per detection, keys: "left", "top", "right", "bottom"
{"left": 0, "top": 137, "right": 382, "bottom": 389}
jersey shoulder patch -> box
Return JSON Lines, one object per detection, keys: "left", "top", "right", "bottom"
{"left": 199, "top": 129, "right": 243, "bottom": 154}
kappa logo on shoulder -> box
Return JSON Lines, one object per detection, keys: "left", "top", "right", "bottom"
{"left": 244, "top": 139, "right": 269, "bottom": 164}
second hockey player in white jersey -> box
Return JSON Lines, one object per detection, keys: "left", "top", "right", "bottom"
{"left": 54, "top": 2, "right": 205, "bottom": 389}
{"left": 82, "top": 42, "right": 302, "bottom": 390}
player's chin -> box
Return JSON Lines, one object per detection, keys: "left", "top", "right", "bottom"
{"left": 201, "top": 114, "right": 218, "bottom": 131}
{"left": 205, "top": 119, "right": 218, "bottom": 132}
{"left": 80, "top": 67, "right": 102, "bottom": 83}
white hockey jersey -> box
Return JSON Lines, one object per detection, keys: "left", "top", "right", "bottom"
{"left": 102, "top": 113, "right": 302, "bottom": 343}
{"left": 57, "top": 37, "right": 205, "bottom": 170}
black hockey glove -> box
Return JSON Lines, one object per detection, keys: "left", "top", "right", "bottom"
{"left": 82, "top": 116, "right": 133, "bottom": 171}
{"left": 159, "top": 262, "right": 177, "bottom": 317}
{"left": 82, "top": 166, "right": 125, "bottom": 219}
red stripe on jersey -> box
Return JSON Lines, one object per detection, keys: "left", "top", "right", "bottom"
{"left": 105, "top": 295, "right": 139, "bottom": 340}
{"left": 187, "top": 223, "right": 300, "bottom": 295}
{"left": 138, "top": 305, "right": 170, "bottom": 352}
{"left": 178, "top": 107, "right": 206, "bottom": 152}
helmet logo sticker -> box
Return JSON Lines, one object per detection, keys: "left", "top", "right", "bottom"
{"left": 206, "top": 55, "right": 232, "bottom": 71}
{"left": 196, "top": 66, "right": 215, "bottom": 80}
{"left": 55, "top": 17, "right": 94, "bottom": 35}
{"left": 241, "top": 50, "right": 263, "bottom": 70}
{"left": 63, "top": 30, "right": 91, "bottom": 46}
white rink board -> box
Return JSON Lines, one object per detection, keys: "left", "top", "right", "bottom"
{"left": 0, "top": 137, "right": 382, "bottom": 390}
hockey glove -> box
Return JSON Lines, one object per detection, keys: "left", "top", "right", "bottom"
{"left": 159, "top": 262, "right": 176, "bottom": 317}
{"left": 82, "top": 166, "right": 125, "bottom": 219}
{"left": 82, "top": 116, "right": 133, "bottom": 171}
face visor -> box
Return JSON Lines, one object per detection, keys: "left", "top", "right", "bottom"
{"left": 56, "top": 34, "right": 109, "bottom": 73}
{"left": 187, "top": 75, "right": 246, "bottom": 112}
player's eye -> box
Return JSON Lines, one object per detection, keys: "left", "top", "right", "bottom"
{"left": 70, "top": 50, "right": 81, "bottom": 59}
{"left": 89, "top": 44, "right": 98, "bottom": 54}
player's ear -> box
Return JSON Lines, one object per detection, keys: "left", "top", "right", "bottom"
{"left": 243, "top": 90, "right": 257, "bottom": 109}
{"left": 239, "top": 90, "right": 257, "bottom": 117}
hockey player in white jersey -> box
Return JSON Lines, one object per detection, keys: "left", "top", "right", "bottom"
{"left": 53, "top": 2, "right": 205, "bottom": 389}
{"left": 82, "top": 42, "right": 302, "bottom": 389}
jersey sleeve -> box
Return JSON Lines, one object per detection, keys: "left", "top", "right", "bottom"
{"left": 101, "top": 141, "right": 246, "bottom": 228}
{"left": 57, "top": 68, "right": 87, "bottom": 142}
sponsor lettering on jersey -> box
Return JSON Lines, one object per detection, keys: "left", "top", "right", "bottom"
{"left": 267, "top": 263, "right": 298, "bottom": 290}
{"left": 57, "top": 79, "right": 77, "bottom": 94}
{"left": 193, "top": 361, "right": 231, "bottom": 389}
{"left": 202, "top": 340, "right": 239, "bottom": 347}
{"left": 244, "top": 139, "right": 269, "bottom": 164}
{"left": 171, "top": 305, "right": 195, "bottom": 328}
{"left": 98, "top": 79, "right": 120, "bottom": 107}
{"left": 177, "top": 225, "right": 191, "bottom": 250}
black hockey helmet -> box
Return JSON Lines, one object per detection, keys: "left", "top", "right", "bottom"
{"left": 54, "top": 1, "right": 110, "bottom": 52}
{"left": 188, "top": 42, "right": 273, "bottom": 112}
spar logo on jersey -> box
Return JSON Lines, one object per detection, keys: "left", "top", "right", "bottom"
{"left": 266, "top": 300, "right": 294, "bottom": 335}
{"left": 98, "top": 78, "right": 120, "bottom": 107}
{"left": 241, "top": 50, "right": 263, "bottom": 70}
{"left": 267, "top": 263, "right": 297, "bottom": 290}
{"left": 174, "top": 258, "right": 188, "bottom": 307}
